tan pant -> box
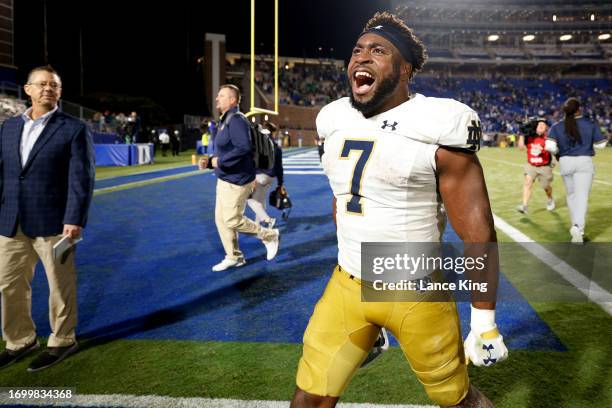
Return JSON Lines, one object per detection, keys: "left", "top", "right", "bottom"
{"left": 524, "top": 163, "right": 553, "bottom": 189}
{"left": 0, "top": 227, "right": 77, "bottom": 350}
{"left": 215, "top": 178, "right": 276, "bottom": 261}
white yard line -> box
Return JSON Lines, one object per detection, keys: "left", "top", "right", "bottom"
{"left": 283, "top": 163, "right": 323, "bottom": 170}
{"left": 94, "top": 151, "right": 318, "bottom": 194}
{"left": 285, "top": 170, "right": 326, "bottom": 175}
{"left": 493, "top": 214, "right": 612, "bottom": 315}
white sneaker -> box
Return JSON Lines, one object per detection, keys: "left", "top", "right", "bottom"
{"left": 263, "top": 229, "right": 280, "bottom": 260}
{"left": 546, "top": 198, "right": 555, "bottom": 211}
{"left": 570, "top": 225, "right": 583, "bottom": 243}
{"left": 516, "top": 204, "right": 528, "bottom": 214}
{"left": 212, "top": 257, "right": 246, "bottom": 272}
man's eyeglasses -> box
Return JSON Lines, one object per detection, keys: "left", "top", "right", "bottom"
{"left": 27, "top": 82, "right": 62, "bottom": 90}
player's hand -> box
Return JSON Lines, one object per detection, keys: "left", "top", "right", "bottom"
{"left": 464, "top": 306, "right": 508, "bottom": 367}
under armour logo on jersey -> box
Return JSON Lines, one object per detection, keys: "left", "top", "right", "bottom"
{"left": 381, "top": 120, "right": 398, "bottom": 131}
{"left": 466, "top": 120, "right": 482, "bottom": 151}
{"left": 482, "top": 343, "right": 497, "bottom": 365}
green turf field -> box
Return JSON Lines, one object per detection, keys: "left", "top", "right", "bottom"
{"left": 478, "top": 147, "right": 612, "bottom": 243}
{"left": 1, "top": 147, "right": 610, "bottom": 407}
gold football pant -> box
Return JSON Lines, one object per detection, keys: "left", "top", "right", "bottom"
{"left": 296, "top": 266, "right": 469, "bottom": 406}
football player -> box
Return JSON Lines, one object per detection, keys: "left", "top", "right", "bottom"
{"left": 291, "top": 11, "right": 507, "bottom": 408}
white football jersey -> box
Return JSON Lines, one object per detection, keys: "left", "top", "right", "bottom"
{"left": 318, "top": 94, "right": 481, "bottom": 278}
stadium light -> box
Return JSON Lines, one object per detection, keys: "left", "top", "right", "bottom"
{"left": 553, "top": 14, "right": 557, "bottom": 22}
{"left": 523, "top": 34, "right": 535, "bottom": 42}
{"left": 598, "top": 33, "right": 611, "bottom": 40}
{"left": 559, "top": 34, "right": 572, "bottom": 41}
{"left": 590, "top": 14, "right": 595, "bottom": 21}
{"left": 487, "top": 34, "right": 499, "bottom": 42}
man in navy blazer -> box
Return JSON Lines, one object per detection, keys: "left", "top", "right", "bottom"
{"left": 0, "top": 66, "right": 95, "bottom": 372}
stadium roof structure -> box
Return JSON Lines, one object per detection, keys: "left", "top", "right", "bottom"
{"left": 392, "top": 0, "right": 611, "bottom": 9}
{"left": 391, "top": 0, "right": 612, "bottom": 75}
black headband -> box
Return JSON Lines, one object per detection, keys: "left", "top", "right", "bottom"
{"left": 359, "top": 24, "right": 414, "bottom": 65}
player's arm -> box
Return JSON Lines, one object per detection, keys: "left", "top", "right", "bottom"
{"left": 436, "top": 146, "right": 508, "bottom": 367}
{"left": 436, "top": 146, "right": 496, "bottom": 309}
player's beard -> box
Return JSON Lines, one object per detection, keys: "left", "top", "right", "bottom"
{"left": 349, "top": 60, "right": 401, "bottom": 117}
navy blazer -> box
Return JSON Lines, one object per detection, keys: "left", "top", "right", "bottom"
{"left": 0, "top": 110, "right": 95, "bottom": 238}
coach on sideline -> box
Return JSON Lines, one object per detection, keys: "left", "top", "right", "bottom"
{"left": 199, "top": 84, "right": 280, "bottom": 272}
{"left": 0, "top": 65, "right": 95, "bottom": 371}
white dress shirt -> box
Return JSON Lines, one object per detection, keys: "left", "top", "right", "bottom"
{"left": 20, "top": 106, "right": 58, "bottom": 167}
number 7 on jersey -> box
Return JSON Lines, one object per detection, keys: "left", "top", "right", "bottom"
{"left": 339, "top": 140, "right": 375, "bottom": 215}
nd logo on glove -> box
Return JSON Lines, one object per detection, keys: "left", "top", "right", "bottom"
{"left": 465, "top": 306, "right": 509, "bottom": 366}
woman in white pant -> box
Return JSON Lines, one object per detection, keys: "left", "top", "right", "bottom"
{"left": 248, "top": 123, "right": 284, "bottom": 228}
{"left": 547, "top": 98, "right": 607, "bottom": 243}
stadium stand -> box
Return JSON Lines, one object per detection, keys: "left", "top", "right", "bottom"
{"left": 0, "top": 94, "right": 26, "bottom": 123}
{"left": 227, "top": 0, "right": 611, "bottom": 146}
{"left": 394, "top": 0, "right": 612, "bottom": 72}
{"left": 0, "top": 91, "right": 143, "bottom": 144}
{"left": 241, "top": 57, "right": 610, "bottom": 138}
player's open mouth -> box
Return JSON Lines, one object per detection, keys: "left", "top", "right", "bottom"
{"left": 353, "top": 70, "right": 376, "bottom": 96}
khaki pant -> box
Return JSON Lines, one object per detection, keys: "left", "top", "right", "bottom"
{"left": 524, "top": 163, "right": 553, "bottom": 189}
{"left": 0, "top": 227, "right": 77, "bottom": 350}
{"left": 215, "top": 178, "right": 276, "bottom": 260}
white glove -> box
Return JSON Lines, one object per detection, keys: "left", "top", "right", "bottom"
{"left": 544, "top": 139, "right": 558, "bottom": 154}
{"left": 464, "top": 306, "right": 508, "bottom": 367}
{"left": 593, "top": 140, "right": 607, "bottom": 150}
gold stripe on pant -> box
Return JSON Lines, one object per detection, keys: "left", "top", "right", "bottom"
{"left": 0, "top": 227, "right": 77, "bottom": 350}
{"left": 215, "top": 178, "right": 277, "bottom": 260}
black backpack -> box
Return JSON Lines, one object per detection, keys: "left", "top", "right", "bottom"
{"left": 225, "top": 112, "right": 275, "bottom": 170}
